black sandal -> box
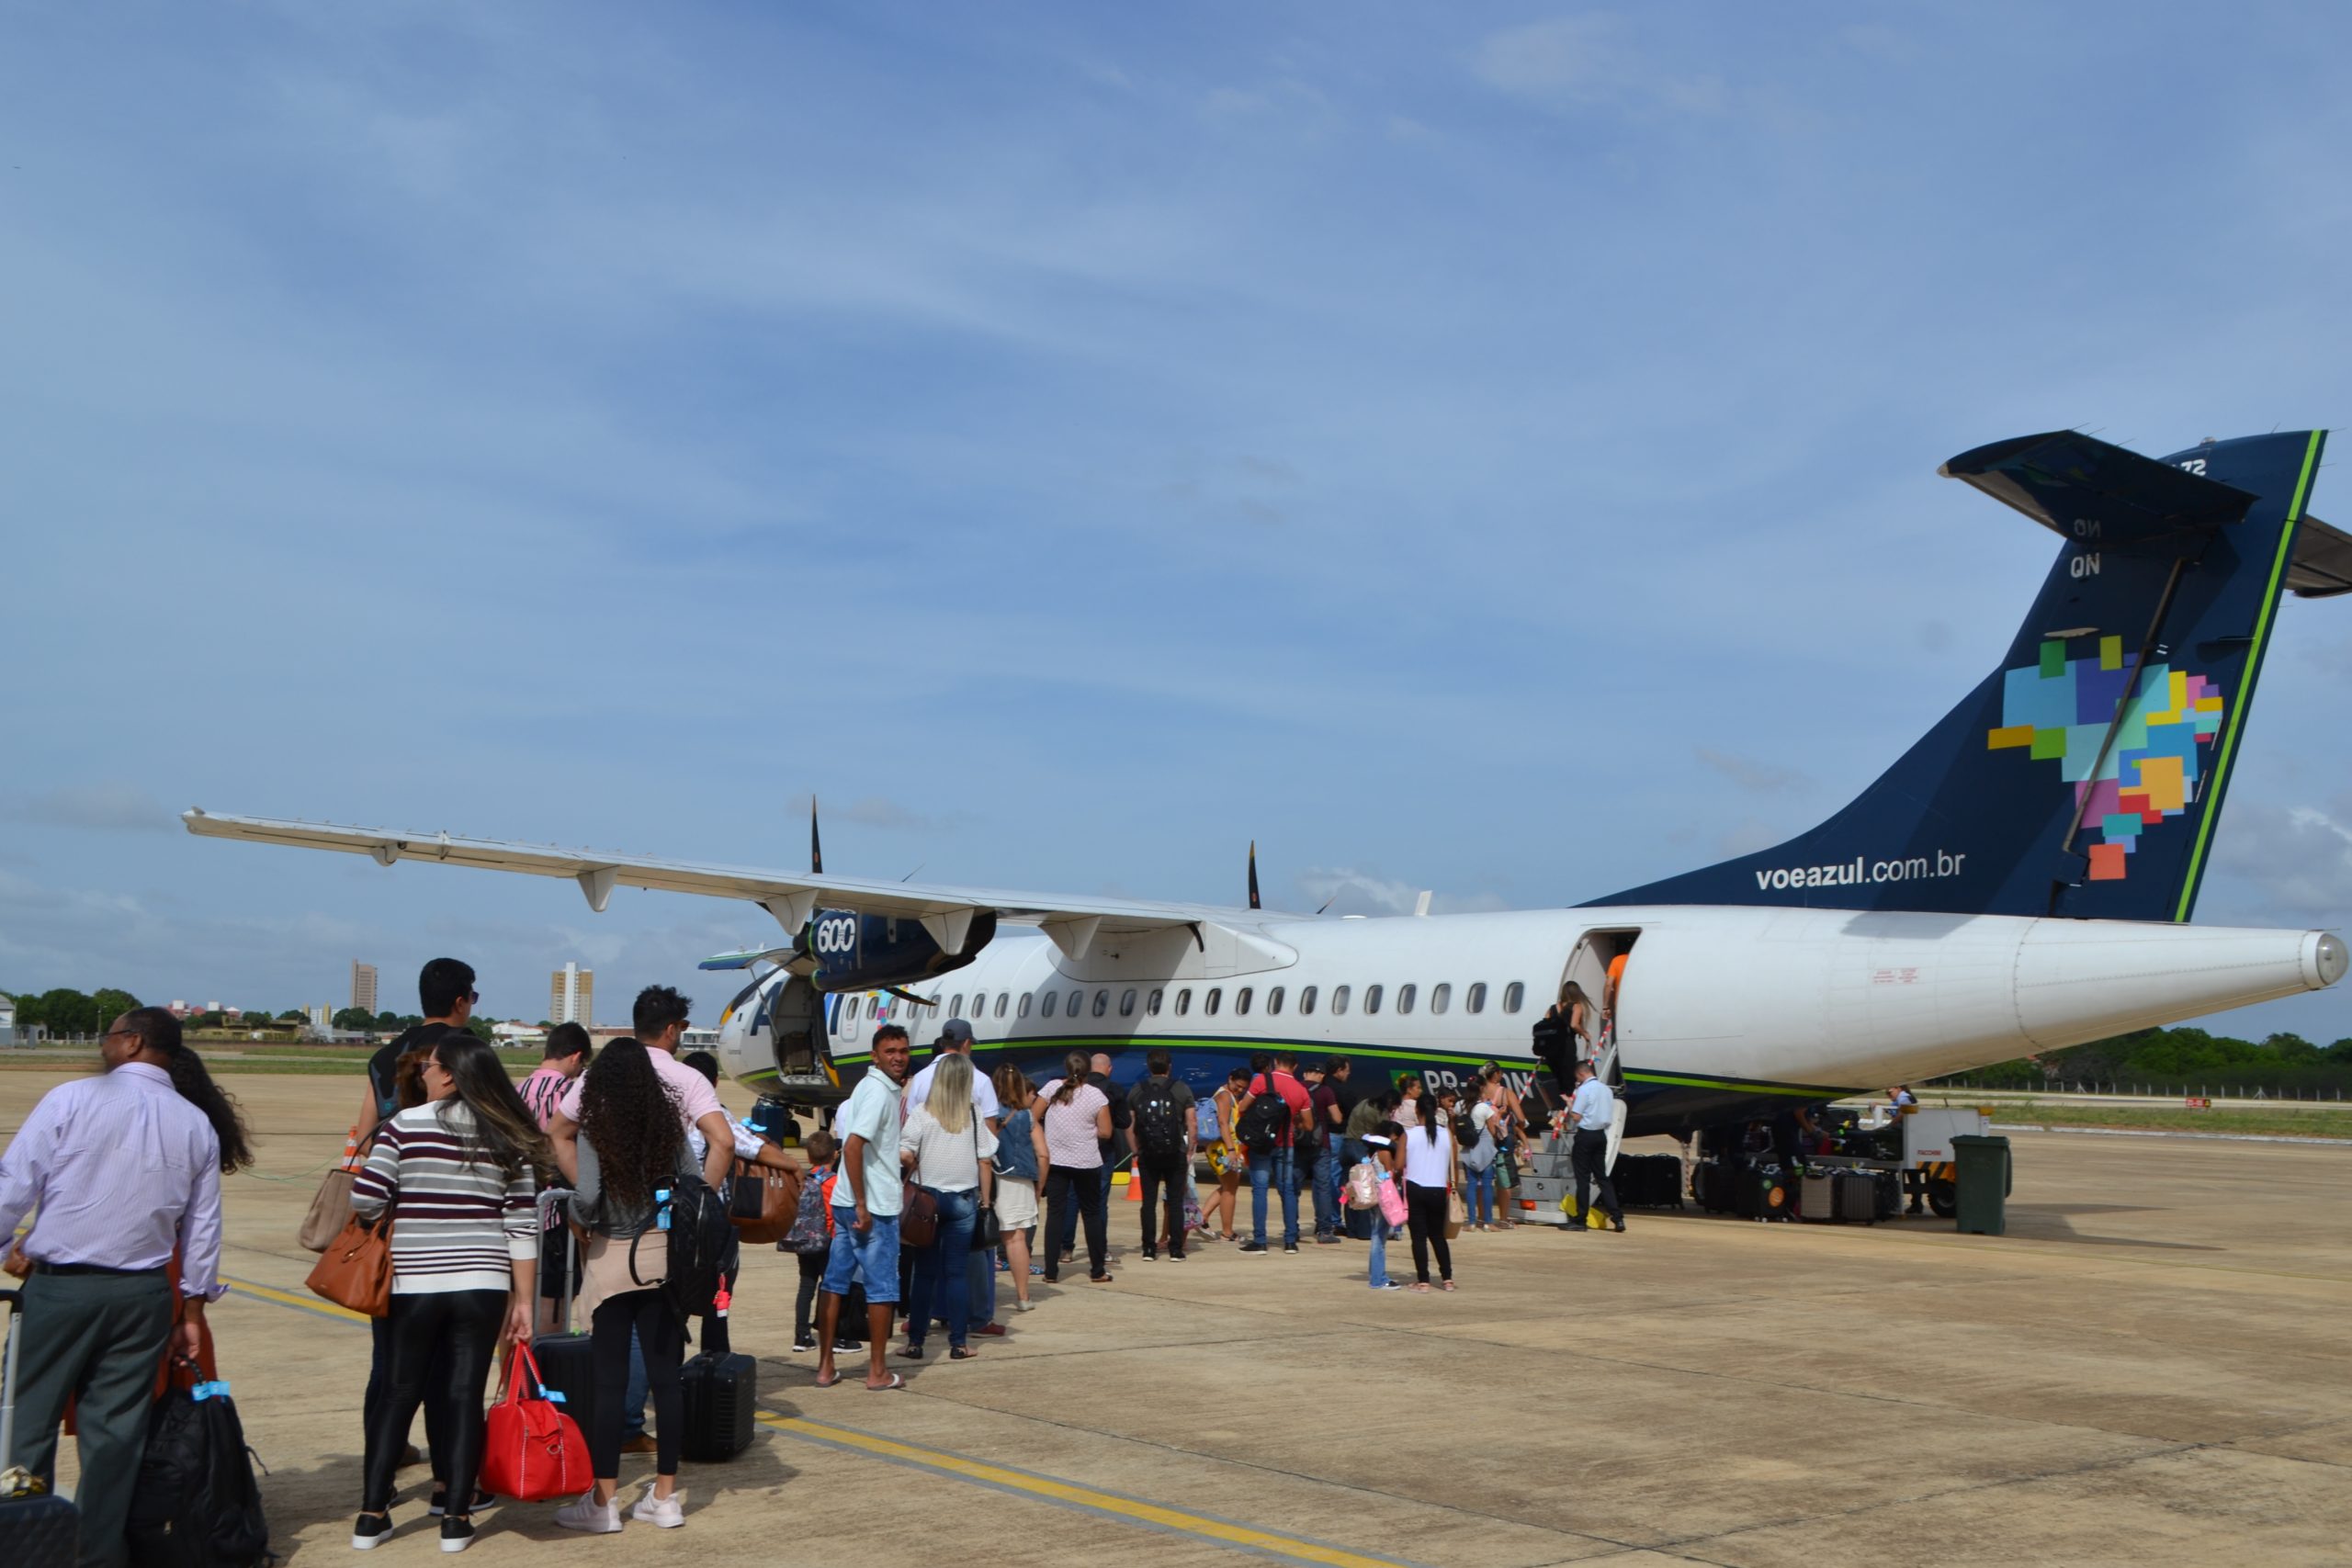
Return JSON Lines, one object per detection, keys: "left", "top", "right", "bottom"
{"left": 949, "top": 1346, "right": 978, "bottom": 1360}
{"left": 1088, "top": 1273, "right": 1114, "bottom": 1283}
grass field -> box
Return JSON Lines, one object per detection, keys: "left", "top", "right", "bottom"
{"left": 0, "top": 1043, "right": 542, "bottom": 1077}
{"left": 1945, "top": 1099, "right": 2352, "bottom": 1140}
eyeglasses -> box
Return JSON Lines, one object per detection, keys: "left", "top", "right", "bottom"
{"left": 102, "top": 1028, "right": 138, "bottom": 1043}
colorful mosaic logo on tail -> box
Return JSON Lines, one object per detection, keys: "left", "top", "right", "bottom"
{"left": 1986, "top": 634, "right": 2224, "bottom": 882}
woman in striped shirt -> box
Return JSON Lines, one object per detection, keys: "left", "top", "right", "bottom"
{"left": 350, "top": 1033, "right": 546, "bottom": 1554}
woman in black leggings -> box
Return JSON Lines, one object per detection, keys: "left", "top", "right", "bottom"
{"left": 1399, "top": 1102, "right": 1459, "bottom": 1292}
{"left": 349, "top": 1034, "right": 545, "bottom": 1552}
{"left": 559, "top": 1041, "right": 697, "bottom": 1534}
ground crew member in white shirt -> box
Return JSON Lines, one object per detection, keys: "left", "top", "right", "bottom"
{"left": 1564, "top": 1059, "right": 1624, "bottom": 1232}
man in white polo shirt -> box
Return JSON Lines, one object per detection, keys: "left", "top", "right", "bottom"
{"left": 548, "top": 986, "right": 732, "bottom": 1192}
{"left": 815, "top": 1025, "right": 912, "bottom": 1391}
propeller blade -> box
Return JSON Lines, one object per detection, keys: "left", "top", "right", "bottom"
{"left": 1248, "top": 840, "right": 1261, "bottom": 910}
{"left": 810, "top": 796, "right": 823, "bottom": 875}
{"left": 1316, "top": 896, "right": 1337, "bottom": 916}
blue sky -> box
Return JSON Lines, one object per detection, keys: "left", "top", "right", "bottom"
{"left": 5, "top": 3, "right": 2349, "bottom": 1043}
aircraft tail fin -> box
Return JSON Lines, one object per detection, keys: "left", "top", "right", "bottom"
{"left": 1590, "top": 429, "right": 2330, "bottom": 921}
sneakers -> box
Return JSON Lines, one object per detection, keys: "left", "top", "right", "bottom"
{"left": 1283, "top": 1241, "right": 1299, "bottom": 1254}
{"left": 791, "top": 1336, "right": 817, "bottom": 1354}
{"left": 1315, "top": 1234, "right": 1340, "bottom": 1245}
{"left": 554, "top": 1491, "right": 623, "bottom": 1535}
{"left": 1140, "top": 1248, "right": 1158, "bottom": 1261}
{"left": 439, "top": 1517, "right": 476, "bottom": 1554}
{"left": 629, "top": 1486, "right": 685, "bottom": 1529}
{"left": 1611, "top": 1214, "right": 1627, "bottom": 1233}
{"left": 1373, "top": 1280, "right": 1402, "bottom": 1291}
{"left": 831, "top": 1337, "right": 862, "bottom": 1353}
{"left": 429, "top": 1489, "right": 494, "bottom": 1517}
{"left": 1238, "top": 1241, "right": 1268, "bottom": 1255}
{"left": 352, "top": 1513, "right": 393, "bottom": 1551}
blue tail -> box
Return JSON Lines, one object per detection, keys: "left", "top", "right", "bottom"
{"left": 1592, "top": 429, "right": 2333, "bottom": 920}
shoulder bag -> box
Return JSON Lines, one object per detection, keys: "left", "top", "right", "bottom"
{"left": 728, "top": 1155, "right": 801, "bottom": 1247}
{"left": 298, "top": 1124, "right": 369, "bottom": 1253}
{"left": 305, "top": 1211, "right": 393, "bottom": 1317}
{"left": 970, "top": 1117, "right": 1001, "bottom": 1251}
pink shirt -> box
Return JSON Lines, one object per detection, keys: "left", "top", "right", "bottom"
{"left": 556, "top": 1043, "right": 723, "bottom": 1138}
{"left": 519, "top": 1065, "right": 571, "bottom": 1131}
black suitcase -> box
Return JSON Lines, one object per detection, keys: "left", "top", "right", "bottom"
{"left": 1832, "top": 1171, "right": 1878, "bottom": 1223}
{"left": 532, "top": 1190, "right": 598, "bottom": 1438}
{"left": 677, "top": 1352, "right": 757, "bottom": 1462}
{"left": 1873, "top": 1168, "right": 1904, "bottom": 1221}
{"left": 2, "top": 1289, "right": 81, "bottom": 1568}
{"left": 1619, "top": 1154, "right": 1683, "bottom": 1210}
{"left": 1694, "top": 1161, "right": 1733, "bottom": 1213}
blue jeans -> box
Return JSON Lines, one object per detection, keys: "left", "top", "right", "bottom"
{"left": 1250, "top": 1146, "right": 1300, "bottom": 1246}
{"left": 1310, "top": 1142, "right": 1340, "bottom": 1236}
{"left": 1367, "top": 1208, "right": 1391, "bottom": 1287}
{"left": 821, "top": 1206, "right": 903, "bottom": 1303}
{"left": 1464, "top": 1166, "right": 1496, "bottom": 1226}
{"left": 907, "top": 1188, "right": 977, "bottom": 1349}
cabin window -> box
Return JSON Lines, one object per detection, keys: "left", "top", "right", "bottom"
{"left": 1299, "top": 985, "right": 1317, "bottom": 1015}
{"left": 1331, "top": 985, "right": 1351, "bottom": 1016}
{"left": 1040, "top": 990, "right": 1057, "bottom": 1019}
{"left": 1364, "top": 984, "right": 1383, "bottom": 1015}
{"left": 1147, "top": 987, "right": 1163, "bottom": 1016}
{"left": 1119, "top": 988, "right": 1137, "bottom": 1017}
{"left": 1267, "top": 986, "right": 1283, "bottom": 1016}
{"left": 1503, "top": 981, "right": 1525, "bottom": 1014}
{"left": 998, "top": 993, "right": 1011, "bottom": 1019}
{"left": 1430, "top": 983, "right": 1451, "bottom": 1015}
{"left": 949, "top": 994, "right": 964, "bottom": 1018}
{"left": 1465, "top": 983, "right": 1487, "bottom": 1015}
{"left": 1175, "top": 987, "right": 1193, "bottom": 1016}
{"left": 1017, "top": 992, "right": 1031, "bottom": 1020}
{"left": 1237, "top": 987, "right": 1253, "bottom": 1016}
{"left": 1205, "top": 987, "right": 1223, "bottom": 1016}
{"left": 1397, "top": 983, "right": 1417, "bottom": 1015}
{"left": 1068, "top": 989, "right": 1083, "bottom": 1018}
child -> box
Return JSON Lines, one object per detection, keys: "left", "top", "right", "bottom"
{"left": 1364, "top": 1125, "right": 1405, "bottom": 1291}
{"left": 786, "top": 1131, "right": 860, "bottom": 1353}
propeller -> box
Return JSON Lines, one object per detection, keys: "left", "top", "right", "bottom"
{"left": 1248, "top": 840, "right": 1261, "bottom": 910}
{"left": 809, "top": 796, "right": 823, "bottom": 875}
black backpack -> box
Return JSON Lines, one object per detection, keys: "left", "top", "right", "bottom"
{"left": 126, "top": 1378, "right": 273, "bottom": 1568}
{"left": 1238, "top": 1079, "right": 1290, "bottom": 1156}
{"left": 1133, "top": 1079, "right": 1187, "bottom": 1160}
{"left": 633, "top": 1169, "right": 734, "bottom": 1325}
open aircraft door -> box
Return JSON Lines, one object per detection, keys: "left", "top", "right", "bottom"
{"left": 1559, "top": 928, "right": 1641, "bottom": 1087}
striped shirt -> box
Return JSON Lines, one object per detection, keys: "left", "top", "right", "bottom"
{"left": 518, "top": 1066, "right": 571, "bottom": 1130}
{"left": 0, "top": 1062, "right": 224, "bottom": 1299}
{"left": 351, "top": 1101, "right": 537, "bottom": 1295}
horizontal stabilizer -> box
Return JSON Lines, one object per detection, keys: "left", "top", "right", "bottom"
{"left": 1939, "top": 430, "right": 2256, "bottom": 554}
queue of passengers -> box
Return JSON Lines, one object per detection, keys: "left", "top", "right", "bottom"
{"left": 0, "top": 954, "right": 1617, "bottom": 1563}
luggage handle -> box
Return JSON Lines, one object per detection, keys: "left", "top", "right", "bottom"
{"left": 537, "top": 1188, "right": 580, "bottom": 1336}
{"left": 2, "top": 1287, "right": 20, "bottom": 1472}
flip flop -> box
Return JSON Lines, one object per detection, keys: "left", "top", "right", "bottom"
{"left": 865, "top": 1373, "right": 906, "bottom": 1392}
{"left": 812, "top": 1371, "right": 843, "bottom": 1389}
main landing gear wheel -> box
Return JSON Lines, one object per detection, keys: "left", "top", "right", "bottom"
{"left": 1927, "top": 1178, "right": 1957, "bottom": 1219}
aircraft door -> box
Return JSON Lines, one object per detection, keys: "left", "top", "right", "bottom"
{"left": 1559, "top": 929, "right": 1641, "bottom": 1089}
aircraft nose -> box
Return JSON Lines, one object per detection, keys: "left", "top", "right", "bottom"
{"left": 2312, "top": 931, "right": 2349, "bottom": 990}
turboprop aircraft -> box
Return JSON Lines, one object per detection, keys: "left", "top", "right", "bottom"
{"left": 185, "top": 429, "right": 2351, "bottom": 1138}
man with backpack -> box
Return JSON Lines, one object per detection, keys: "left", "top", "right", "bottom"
{"left": 1125, "top": 1051, "right": 1196, "bottom": 1262}
{"left": 1237, "top": 1052, "right": 1311, "bottom": 1255}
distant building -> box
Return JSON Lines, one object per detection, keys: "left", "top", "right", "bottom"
{"left": 168, "top": 999, "right": 190, "bottom": 1020}
{"left": 352, "top": 962, "right": 379, "bottom": 1014}
{"left": 492, "top": 1021, "right": 548, "bottom": 1048}
{"left": 548, "top": 963, "right": 594, "bottom": 1027}
{"left": 0, "top": 993, "right": 16, "bottom": 1047}
{"left": 309, "top": 1004, "right": 332, "bottom": 1029}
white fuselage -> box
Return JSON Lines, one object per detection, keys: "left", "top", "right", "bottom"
{"left": 718, "top": 905, "right": 2345, "bottom": 1132}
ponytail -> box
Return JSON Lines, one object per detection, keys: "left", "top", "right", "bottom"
{"left": 1051, "top": 1051, "right": 1089, "bottom": 1107}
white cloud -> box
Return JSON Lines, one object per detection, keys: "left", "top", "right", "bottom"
{"left": 1469, "top": 15, "right": 1727, "bottom": 116}
{"left": 1295, "top": 867, "right": 1510, "bottom": 918}
{"left": 2201, "top": 802, "right": 2352, "bottom": 924}
{"left": 1694, "top": 748, "right": 1814, "bottom": 796}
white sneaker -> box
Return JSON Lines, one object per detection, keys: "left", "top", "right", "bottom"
{"left": 629, "top": 1487, "right": 685, "bottom": 1529}
{"left": 552, "top": 1491, "right": 622, "bottom": 1534}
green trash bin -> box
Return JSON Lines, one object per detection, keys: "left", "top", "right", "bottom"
{"left": 1951, "top": 1134, "right": 2011, "bottom": 1235}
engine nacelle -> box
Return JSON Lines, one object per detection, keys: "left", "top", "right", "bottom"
{"left": 802, "top": 908, "right": 997, "bottom": 992}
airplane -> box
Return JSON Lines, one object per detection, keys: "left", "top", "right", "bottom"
{"left": 185, "top": 429, "right": 2351, "bottom": 1155}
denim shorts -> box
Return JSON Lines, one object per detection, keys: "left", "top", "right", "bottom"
{"left": 820, "top": 1206, "right": 901, "bottom": 1303}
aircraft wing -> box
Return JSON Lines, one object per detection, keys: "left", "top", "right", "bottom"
{"left": 181, "top": 808, "right": 1277, "bottom": 956}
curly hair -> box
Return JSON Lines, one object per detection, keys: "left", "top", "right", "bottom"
{"left": 576, "top": 1039, "right": 686, "bottom": 1219}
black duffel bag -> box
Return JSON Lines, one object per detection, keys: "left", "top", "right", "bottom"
{"left": 127, "top": 1365, "right": 272, "bottom": 1568}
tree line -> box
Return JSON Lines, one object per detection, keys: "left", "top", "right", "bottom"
{"left": 6, "top": 987, "right": 492, "bottom": 1043}
{"left": 1939, "top": 1025, "right": 2352, "bottom": 1095}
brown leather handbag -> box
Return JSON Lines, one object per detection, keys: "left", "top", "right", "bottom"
{"left": 728, "top": 1158, "right": 802, "bottom": 1247}
{"left": 305, "top": 1212, "right": 393, "bottom": 1317}
{"left": 899, "top": 1186, "right": 939, "bottom": 1249}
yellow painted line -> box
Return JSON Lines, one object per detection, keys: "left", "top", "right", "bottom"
{"left": 222, "top": 1275, "right": 370, "bottom": 1322}
{"left": 756, "top": 1411, "right": 1423, "bottom": 1568}
{"left": 218, "top": 1272, "right": 1421, "bottom": 1568}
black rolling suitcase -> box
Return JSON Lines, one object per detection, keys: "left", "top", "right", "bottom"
{"left": 1, "top": 1289, "right": 80, "bottom": 1567}
{"left": 532, "top": 1190, "right": 599, "bottom": 1439}
{"left": 677, "top": 1352, "right": 758, "bottom": 1461}
{"left": 1873, "top": 1168, "right": 1904, "bottom": 1221}
{"left": 1694, "top": 1161, "right": 1733, "bottom": 1213}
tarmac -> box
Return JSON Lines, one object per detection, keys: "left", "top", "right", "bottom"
{"left": 6, "top": 1069, "right": 2349, "bottom": 1568}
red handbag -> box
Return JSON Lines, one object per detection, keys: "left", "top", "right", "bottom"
{"left": 479, "top": 1344, "right": 591, "bottom": 1503}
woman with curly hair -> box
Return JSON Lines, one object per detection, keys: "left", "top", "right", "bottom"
{"left": 350, "top": 1032, "right": 546, "bottom": 1552}
{"left": 558, "top": 1039, "right": 697, "bottom": 1534}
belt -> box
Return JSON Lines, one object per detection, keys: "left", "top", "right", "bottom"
{"left": 31, "top": 1261, "right": 168, "bottom": 1279}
